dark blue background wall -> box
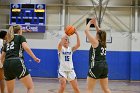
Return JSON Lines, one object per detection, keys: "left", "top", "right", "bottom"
{"left": 24, "top": 49, "right": 140, "bottom": 80}
{"left": 130, "top": 52, "right": 140, "bottom": 80}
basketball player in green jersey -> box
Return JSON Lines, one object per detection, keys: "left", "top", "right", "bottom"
{"left": 85, "top": 18, "right": 111, "bottom": 93}
{"left": 1, "top": 25, "right": 40, "bottom": 93}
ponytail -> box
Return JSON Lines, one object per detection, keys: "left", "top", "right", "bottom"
{"left": 98, "top": 30, "right": 106, "bottom": 48}
{"left": 7, "top": 26, "right": 14, "bottom": 42}
{"left": 7, "top": 25, "right": 21, "bottom": 42}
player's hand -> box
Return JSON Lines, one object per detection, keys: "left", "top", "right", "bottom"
{"left": 61, "top": 35, "right": 68, "bottom": 44}
{"left": 61, "top": 34, "right": 68, "bottom": 41}
{"left": 34, "top": 57, "right": 40, "bottom": 63}
{"left": 74, "top": 29, "right": 78, "bottom": 35}
{"left": 90, "top": 18, "right": 97, "bottom": 25}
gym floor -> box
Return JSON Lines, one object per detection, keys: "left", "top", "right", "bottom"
{"left": 6, "top": 78, "right": 140, "bottom": 93}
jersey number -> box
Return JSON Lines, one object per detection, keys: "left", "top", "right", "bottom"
{"left": 7, "top": 41, "right": 14, "bottom": 51}
{"left": 65, "top": 56, "right": 70, "bottom": 61}
{"left": 101, "top": 47, "right": 106, "bottom": 56}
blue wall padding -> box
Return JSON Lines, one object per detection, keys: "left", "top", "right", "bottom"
{"left": 24, "top": 49, "right": 58, "bottom": 78}
{"left": 130, "top": 52, "right": 140, "bottom": 80}
{"left": 107, "top": 51, "right": 130, "bottom": 80}
{"left": 24, "top": 49, "right": 140, "bottom": 80}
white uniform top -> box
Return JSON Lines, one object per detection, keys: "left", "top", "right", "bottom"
{"left": 0, "top": 39, "right": 3, "bottom": 52}
{"left": 0, "top": 39, "right": 3, "bottom": 68}
{"left": 58, "top": 46, "right": 74, "bottom": 71}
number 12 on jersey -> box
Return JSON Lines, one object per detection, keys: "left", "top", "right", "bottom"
{"left": 65, "top": 56, "right": 70, "bottom": 61}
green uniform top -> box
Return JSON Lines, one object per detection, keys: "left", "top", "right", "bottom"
{"left": 89, "top": 42, "right": 106, "bottom": 68}
{"left": 3, "top": 34, "right": 26, "bottom": 59}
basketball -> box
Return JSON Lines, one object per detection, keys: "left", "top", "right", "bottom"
{"left": 65, "top": 25, "right": 76, "bottom": 36}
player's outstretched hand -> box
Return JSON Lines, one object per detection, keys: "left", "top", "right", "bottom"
{"left": 34, "top": 57, "right": 40, "bottom": 63}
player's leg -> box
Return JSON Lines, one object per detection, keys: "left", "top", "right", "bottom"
{"left": 69, "top": 79, "right": 80, "bottom": 93}
{"left": 58, "top": 77, "right": 67, "bottom": 93}
{"left": 0, "top": 69, "right": 5, "bottom": 93}
{"left": 14, "top": 59, "right": 34, "bottom": 93}
{"left": 20, "top": 74, "right": 34, "bottom": 93}
{"left": 0, "top": 79, "right": 5, "bottom": 93}
{"left": 68, "top": 71, "right": 80, "bottom": 93}
{"left": 99, "top": 62, "right": 111, "bottom": 93}
{"left": 6, "top": 79, "right": 15, "bottom": 93}
{"left": 3, "top": 60, "right": 16, "bottom": 93}
{"left": 87, "top": 77, "right": 97, "bottom": 93}
{"left": 58, "top": 71, "right": 67, "bottom": 93}
{"left": 87, "top": 66, "right": 100, "bottom": 93}
{"left": 100, "top": 78, "right": 111, "bottom": 93}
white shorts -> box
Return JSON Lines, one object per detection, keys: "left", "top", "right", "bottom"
{"left": 58, "top": 70, "right": 76, "bottom": 81}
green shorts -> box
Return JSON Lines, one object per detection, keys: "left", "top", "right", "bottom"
{"left": 3, "top": 58, "right": 29, "bottom": 81}
{"left": 88, "top": 62, "right": 108, "bottom": 79}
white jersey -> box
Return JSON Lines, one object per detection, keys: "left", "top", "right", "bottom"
{"left": 0, "top": 39, "right": 3, "bottom": 52}
{"left": 0, "top": 39, "right": 3, "bottom": 68}
{"left": 58, "top": 46, "right": 74, "bottom": 71}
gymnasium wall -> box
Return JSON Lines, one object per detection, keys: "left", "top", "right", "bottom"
{"left": 22, "top": 31, "right": 140, "bottom": 80}
{"left": 0, "top": 0, "right": 140, "bottom": 81}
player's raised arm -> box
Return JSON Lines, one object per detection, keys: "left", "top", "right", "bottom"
{"left": 85, "top": 19, "right": 98, "bottom": 48}
{"left": 72, "top": 30, "right": 80, "bottom": 52}
{"left": 58, "top": 35, "right": 67, "bottom": 52}
{"left": 58, "top": 38, "right": 63, "bottom": 52}
{"left": 92, "top": 18, "right": 100, "bottom": 32}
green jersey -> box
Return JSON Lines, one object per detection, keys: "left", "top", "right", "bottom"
{"left": 89, "top": 42, "right": 106, "bottom": 68}
{"left": 3, "top": 35, "right": 26, "bottom": 59}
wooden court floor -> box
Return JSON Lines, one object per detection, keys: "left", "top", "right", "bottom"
{"left": 5, "top": 78, "right": 140, "bottom": 93}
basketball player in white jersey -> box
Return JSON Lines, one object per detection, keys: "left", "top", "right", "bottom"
{"left": 58, "top": 30, "right": 80, "bottom": 93}
{"left": 0, "top": 39, "right": 5, "bottom": 93}
{"left": 0, "top": 30, "right": 7, "bottom": 93}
